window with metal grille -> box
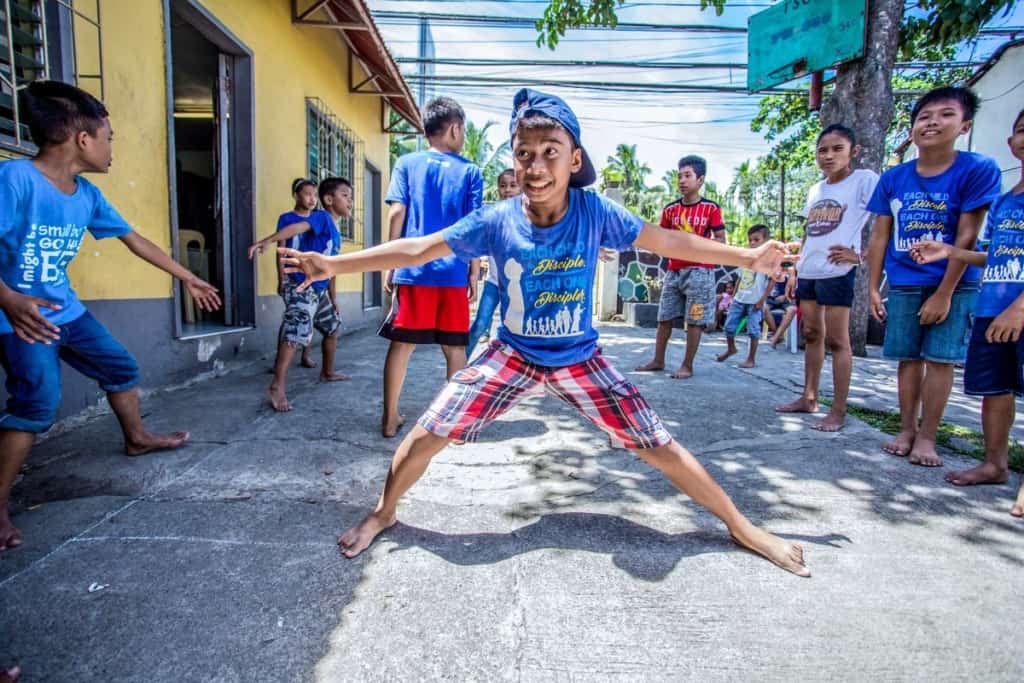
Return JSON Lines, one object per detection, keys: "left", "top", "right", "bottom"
{"left": 307, "top": 97, "right": 364, "bottom": 242}
{"left": 1, "top": 0, "right": 104, "bottom": 154}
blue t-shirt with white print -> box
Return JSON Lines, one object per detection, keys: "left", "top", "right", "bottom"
{"left": 387, "top": 150, "right": 483, "bottom": 287}
{"left": 0, "top": 159, "right": 132, "bottom": 333}
{"left": 866, "top": 152, "right": 1002, "bottom": 286}
{"left": 976, "top": 190, "right": 1024, "bottom": 318}
{"left": 443, "top": 189, "right": 643, "bottom": 367}
{"left": 277, "top": 209, "right": 339, "bottom": 292}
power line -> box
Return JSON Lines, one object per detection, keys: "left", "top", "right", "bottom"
{"left": 397, "top": 57, "right": 984, "bottom": 70}
{"left": 372, "top": 10, "right": 748, "bottom": 33}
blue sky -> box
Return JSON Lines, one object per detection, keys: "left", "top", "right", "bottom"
{"left": 369, "top": 0, "right": 1024, "bottom": 190}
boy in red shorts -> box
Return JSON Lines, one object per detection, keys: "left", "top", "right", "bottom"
{"left": 281, "top": 89, "right": 809, "bottom": 577}
{"left": 380, "top": 97, "right": 482, "bottom": 437}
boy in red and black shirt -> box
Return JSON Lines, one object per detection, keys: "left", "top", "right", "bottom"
{"left": 636, "top": 155, "right": 726, "bottom": 378}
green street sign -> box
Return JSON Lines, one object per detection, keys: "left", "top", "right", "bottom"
{"left": 747, "top": 0, "right": 867, "bottom": 92}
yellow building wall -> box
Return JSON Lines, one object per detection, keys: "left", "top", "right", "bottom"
{"left": 66, "top": 0, "right": 391, "bottom": 301}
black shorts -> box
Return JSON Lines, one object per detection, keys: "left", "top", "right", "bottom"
{"left": 796, "top": 270, "right": 856, "bottom": 307}
{"left": 964, "top": 318, "right": 1024, "bottom": 397}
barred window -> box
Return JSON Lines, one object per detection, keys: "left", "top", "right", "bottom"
{"left": 307, "top": 97, "right": 364, "bottom": 242}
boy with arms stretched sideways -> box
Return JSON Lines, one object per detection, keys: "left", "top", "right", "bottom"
{"left": 0, "top": 81, "right": 222, "bottom": 551}
{"left": 282, "top": 90, "right": 808, "bottom": 576}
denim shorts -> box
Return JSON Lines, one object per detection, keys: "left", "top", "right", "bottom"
{"left": 963, "top": 318, "right": 1024, "bottom": 397}
{"left": 0, "top": 310, "right": 140, "bottom": 433}
{"left": 658, "top": 267, "right": 716, "bottom": 326}
{"left": 723, "top": 301, "right": 763, "bottom": 338}
{"left": 882, "top": 284, "right": 979, "bottom": 364}
{"left": 796, "top": 269, "right": 857, "bottom": 307}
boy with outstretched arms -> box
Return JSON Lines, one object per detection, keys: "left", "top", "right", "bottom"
{"left": 635, "top": 155, "right": 726, "bottom": 379}
{"left": 0, "top": 81, "right": 222, "bottom": 551}
{"left": 281, "top": 89, "right": 808, "bottom": 576}
{"left": 249, "top": 177, "right": 352, "bottom": 411}
{"left": 866, "top": 87, "right": 1002, "bottom": 467}
{"left": 912, "top": 108, "right": 1024, "bottom": 516}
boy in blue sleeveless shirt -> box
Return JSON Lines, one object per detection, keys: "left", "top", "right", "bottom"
{"left": 282, "top": 89, "right": 810, "bottom": 577}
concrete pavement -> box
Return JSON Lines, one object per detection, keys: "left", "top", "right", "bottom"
{"left": 2, "top": 324, "right": 1022, "bottom": 681}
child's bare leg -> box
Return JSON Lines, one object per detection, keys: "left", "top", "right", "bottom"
{"left": 671, "top": 324, "right": 702, "bottom": 379}
{"left": 884, "top": 360, "right": 923, "bottom": 456}
{"left": 947, "top": 394, "right": 1013, "bottom": 485}
{"left": 738, "top": 337, "right": 758, "bottom": 368}
{"left": 636, "top": 320, "right": 672, "bottom": 371}
{"left": 814, "top": 306, "right": 852, "bottom": 432}
{"left": 440, "top": 344, "right": 467, "bottom": 380}
{"left": 382, "top": 341, "right": 415, "bottom": 437}
{"left": 318, "top": 334, "right": 349, "bottom": 382}
{"left": 716, "top": 335, "right": 737, "bottom": 362}
{"left": 1012, "top": 479, "right": 1024, "bottom": 518}
{"left": 776, "top": 302, "right": 823, "bottom": 413}
{"left": 269, "top": 341, "right": 298, "bottom": 412}
{"left": 633, "top": 440, "right": 809, "bottom": 577}
{"left": 908, "top": 361, "right": 953, "bottom": 467}
{"left": 338, "top": 425, "right": 451, "bottom": 557}
{"left": 770, "top": 306, "right": 796, "bottom": 347}
{"left": 300, "top": 345, "right": 317, "bottom": 368}
{"left": 0, "top": 430, "right": 36, "bottom": 551}
{"left": 107, "top": 389, "right": 190, "bottom": 455}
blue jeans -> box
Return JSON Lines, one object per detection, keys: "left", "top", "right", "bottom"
{"left": 0, "top": 311, "right": 139, "bottom": 433}
{"left": 882, "top": 284, "right": 979, "bottom": 364}
{"left": 723, "top": 300, "right": 763, "bottom": 339}
{"left": 467, "top": 281, "right": 500, "bottom": 354}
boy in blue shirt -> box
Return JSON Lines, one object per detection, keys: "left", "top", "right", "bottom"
{"left": 866, "top": 87, "right": 1002, "bottom": 468}
{"left": 281, "top": 89, "right": 809, "bottom": 577}
{"left": 249, "top": 177, "right": 350, "bottom": 411}
{"left": 0, "top": 81, "right": 222, "bottom": 551}
{"left": 380, "top": 97, "right": 483, "bottom": 438}
{"left": 912, "top": 108, "right": 1024, "bottom": 517}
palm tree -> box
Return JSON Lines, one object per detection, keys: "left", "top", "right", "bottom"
{"left": 662, "top": 169, "right": 679, "bottom": 195}
{"left": 604, "top": 143, "right": 650, "bottom": 192}
{"left": 463, "top": 120, "right": 510, "bottom": 201}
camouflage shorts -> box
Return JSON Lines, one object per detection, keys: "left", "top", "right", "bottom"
{"left": 658, "top": 267, "right": 716, "bottom": 327}
{"left": 279, "top": 282, "right": 341, "bottom": 346}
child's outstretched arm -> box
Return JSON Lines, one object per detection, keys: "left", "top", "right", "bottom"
{"left": 280, "top": 232, "right": 453, "bottom": 292}
{"left": 632, "top": 223, "right": 794, "bottom": 277}
{"left": 910, "top": 239, "right": 988, "bottom": 268}
{"left": 119, "top": 232, "right": 222, "bottom": 311}
{"left": 248, "top": 222, "right": 310, "bottom": 259}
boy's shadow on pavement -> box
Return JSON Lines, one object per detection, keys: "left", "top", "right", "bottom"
{"left": 381, "top": 512, "right": 851, "bottom": 581}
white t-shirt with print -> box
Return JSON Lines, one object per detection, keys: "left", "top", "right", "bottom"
{"left": 798, "top": 168, "right": 879, "bottom": 280}
{"left": 733, "top": 269, "right": 769, "bottom": 305}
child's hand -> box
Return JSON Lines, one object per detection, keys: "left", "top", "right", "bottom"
{"left": 827, "top": 246, "right": 860, "bottom": 266}
{"left": 247, "top": 241, "right": 266, "bottom": 260}
{"left": 910, "top": 240, "right": 951, "bottom": 264}
{"left": 278, "top": 248, "right": 334, "bottom": 292}
{"left": 986, "top": 308, "right": 1024, "bottom": 343}
{"left": 467, "top": 279, "right": 478, "bottom": 304}
{"left": 919, "top": 291, "right": 951, "bottom": 325}
{"left": 599, "top": 248, "right": 616, "bottom": 263}
{"left": 749, "top": 241, "right": 798, "bottom": 281}
{"left": 0, "top": 290, "right": 61, "bottom": 344}
{"left": 184, "top": 277, "right": 222, "bottom": 312}
{"left": 869, "top": 289, "right": 886, "bottom": 322}
{"left": 383, "top": 269, "right": 395, "bottom": 295}
{"left": 784, "top": 273, "right": 797, "bottom": 301}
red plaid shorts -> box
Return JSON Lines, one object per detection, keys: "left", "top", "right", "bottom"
{"left": 418, "top": 341, "right": 673, "bottom": 449}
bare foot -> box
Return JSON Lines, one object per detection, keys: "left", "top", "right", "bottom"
{"left": 1, "top": 666, "right": 21, "bottom": 683}
{"left": 382, "top": 414, "right": 407, "bottom": 438}
{"left": 1012, "top": 485, "right": 1024, "bottom": 518}
{"left": 669, "top": 366, "right": 693, "bottom": 379}
{"left": 337, "top": 511, "right": 397, "bottom": 558}
{"left": 882, "top": 430, "right": 915, "bottom": 457}
{"left": 716, "top": 348, "right": 737, "bottom": 363}
{"left": 738, "top": 359, "right": 755, "bottom": 369}
{"left": 267, "top": 385, "right": 292, "bottom": 413}
{"left": 634, "top": 360, "right": 664, "bottom": 372}
{"left": 299, "top": 353, "right": 317, "bottom": 369}
{"left": 730, "top": 526, "right": 810, "bottom": 578}
{"left": 812, "top": 411, "right": 845, "bottom": 432}
{"left": 0, "top": 516, "right": 23, "bottom": 551}
{"left": 769, "top": 337, "right": 782, "bottom": 349}
{"left": 908, "top": 437, "right": 942, "bottom": 467}
{"left": 124, "top": 430, "right": 190, "bottom": 456}
{"left": 774, "top": 397, "right": 818, "bottom": 414}
{"left": 319, "top": 371, "right": 351, "bottom": 382}
{"left": 944, "top": 462, "right": 1008, "bottom": 486}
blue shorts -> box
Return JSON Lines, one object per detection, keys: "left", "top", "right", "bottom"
{"left": 796, "top": 270, "right": 857, "bottom": 307}
{"left": 963, "top": 318, "right": 1024, "bottom": 397}
{"left": 882, "top": 284, "right": 978, "bottom": 364}
{"left": 0, "top": 311, "right": 140, "bottom": 433}
{"left": 723, "top": 301, "right": 763, "bottom": 339}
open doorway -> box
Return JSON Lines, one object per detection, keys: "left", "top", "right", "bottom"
{"left": 166, "top": 0, "right": 254, "bottom": 338}
{"left": 363, "top": 161, "right": 382, "bottom": 309}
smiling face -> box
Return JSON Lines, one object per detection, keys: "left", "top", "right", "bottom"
{"left": 512, "top": 124, "right": 582, "bottom": 210}
{"left": 815, "top": 132, "right": 857, "bottom": 179}
{"left": 79, "top": 118, "right": 113, "bottom": 173}
{"left": 677, "top": 165, "right": 703, "bottom": 197}
{"left": 912, "top": 98, "right": 972, "bottom": 151}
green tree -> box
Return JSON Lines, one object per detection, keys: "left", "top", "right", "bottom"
{"left": 462, "top": 120, "right": 511, "bottom": 202}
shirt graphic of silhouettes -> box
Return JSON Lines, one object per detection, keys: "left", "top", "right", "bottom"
{"left": 443, "top": 190, "right": 643, "bottom": 367}
{"left": 386, "top": 150, "right": 484, "bottom": 287}
{"left": 867, "top": 152, "right": 1001, "bottom": 286}
{"left": 799, "top": 168, "right": 879, "bottom": 280}
{"left": 976, "top": 190, "right": 1024, "bottom": 318}
{"left": 660, "top": 197, "right": 724, "bottom": 270}
{"left": 277, "top": 209, "right": 339, "bottom": 292}
{"left": 0, "top": 159, "right": 131, "bottom": 333}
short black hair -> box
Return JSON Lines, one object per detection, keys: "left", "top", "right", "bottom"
{"left": 318, "top": 177, "right": 351, "bottom": 203}
{"left": 512, "top": 113, "right": 577, "bottom": 148}
{"left": 677, "top": 155, "right": 707, "bottom": 178}
{"left": 817, "top": 124, "right": 856, "bottom": 146}
{"left": 292, "top": 178, "right": 316, "bottom": 194}
{"left": 1014, "top": 109, "right": 1024, "bottom": 130}
{"left": 20, "top": 80, "right": 109, "bottom": 147}
{"left": 747, "top": 224, "right": 769, "bottom": 240}
{"left": 423, "top": 97, "right": 465, "bottom": 137}
{"left": 911, "top": 86, "right": 980, "bottom": 124}
{"left": 498, "top": 168, "right": 515, "bottom": 181}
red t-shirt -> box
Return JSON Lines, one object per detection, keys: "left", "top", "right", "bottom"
{"left": 661, "top": 197, "right": 725, "bottom": 270}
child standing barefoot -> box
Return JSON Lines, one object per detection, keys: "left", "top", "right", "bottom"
{"left": 717, "top": 225, "right": 771, "bottom": 368}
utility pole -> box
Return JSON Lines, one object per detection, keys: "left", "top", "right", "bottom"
{"left": 416, "top": 16, "right": 432, "bottom": 151}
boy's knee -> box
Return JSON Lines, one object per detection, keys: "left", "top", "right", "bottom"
{"left": 3, "top": 392, "right": 62, "bottom": 433}
{"left": 824, "top": 333, "right": 850, "bottom": 354}
{"left": 803, "top": 324, "right": 824, "bottom": 344}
